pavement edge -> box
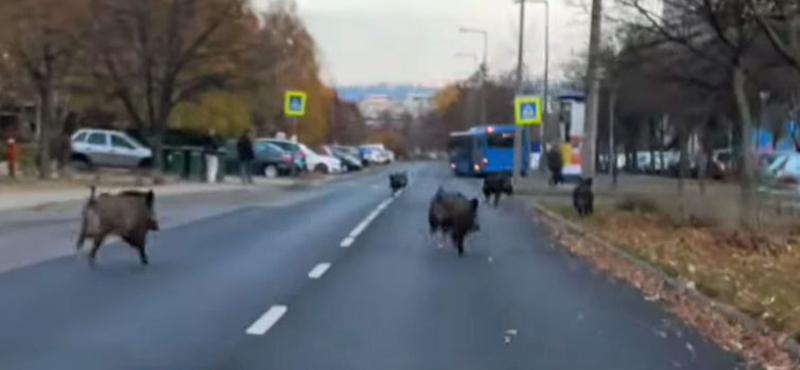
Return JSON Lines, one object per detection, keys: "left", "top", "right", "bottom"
{"left": 531, "top": 201, "right": 800, "bottom": 361}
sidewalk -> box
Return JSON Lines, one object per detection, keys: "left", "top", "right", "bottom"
{"left": 515, "top": 171, "right": 741, "bottom": 199}
{"left": 0, "top": 175, "right": 317, "bottom": 212}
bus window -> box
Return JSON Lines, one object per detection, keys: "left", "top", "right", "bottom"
{"left": 487, "top": 132, "right": 514, "bottom": 149}
{"left": 448, "top": 136, "right": 473, "bottom": 157}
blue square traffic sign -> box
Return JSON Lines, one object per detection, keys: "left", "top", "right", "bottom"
{"left": 284, "top": 91, "right": 307, "bottom": 117}
{"left": 514, "top": 96, "right": 542, "bottom": 125}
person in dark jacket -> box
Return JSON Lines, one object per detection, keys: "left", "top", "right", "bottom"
{"left": 237, "top": 131, "right": 255, "bottom": 184}
{"left": 547, "top": 143, "right": 564, "bottom": 186}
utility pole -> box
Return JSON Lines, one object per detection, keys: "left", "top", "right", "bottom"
{"left": 459, "top": 27, "right": 489, "bottom": 127}
{"left": 609, "top": 85, "right": 617, "bottom": 186}
{"left": 513, "top": 0, "right": 526, "bottom": 182}
{"left": 581, "top": 0, "right": 602, "bottom": 180}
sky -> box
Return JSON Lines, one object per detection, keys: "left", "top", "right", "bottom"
{"left": 251, "top": 0, "right": 594, "bottom": 87}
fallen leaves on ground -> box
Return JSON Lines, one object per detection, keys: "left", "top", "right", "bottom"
{"left": 547, "top": 216, "right": 800, "bottom": 369}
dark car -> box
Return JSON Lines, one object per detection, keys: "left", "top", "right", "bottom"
{"left": 321, "top": 145, "right": 363, "bottom": 171}
{"left": 224, "top": 141, "right": 293, "bottom": 178}
{"left": 261, "top": 139, "right": 307, "bottom": 174}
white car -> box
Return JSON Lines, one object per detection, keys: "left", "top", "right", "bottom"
{"left": 298, "top": 144, "right": 342, "bottom": 174}
{"left": 360, "top": 144, "right": 391, "bottom": 165}
{"left": 71, "top": 129, "right": 153, "bottom": 169}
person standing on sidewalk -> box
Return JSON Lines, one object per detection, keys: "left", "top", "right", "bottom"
{"left": 547, "top": 142, "right": 564, "bottom": 186}
{"left": 204, "top": 129, "right": 222, "bottom": 183}
{"left": 237, "top": 130, "right": 255, "bottom": 185}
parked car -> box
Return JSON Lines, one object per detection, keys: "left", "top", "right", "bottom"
{"left": 763, "top": 152, "right": 800, "bottom": 190}
{"left": 331, "top": 145, "right": 360, "bottom": 158}
{"left": 708, "top": 149, "right": 735, "bottom": 180}
{"left": 261, "top": 138, "right": 306, "bottom": 174}
{"left": 224, "top": 141, "right": 294, "bottom": 178}
{"left": 298, "top": 144, "right": 342, "bottom": 174}
{"left": 71, "top": 129, "right": 153, "bottom": 169}
{"left": 359, "top": 145, "right": 390, "bottom": 165}
{"left": 384, "top": 149, "right": 396, "bottom": 162}
{"left": 320, "top": 145, "right": 363, "bottom": 171}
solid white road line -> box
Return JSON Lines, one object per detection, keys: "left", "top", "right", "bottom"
{"left": 308, "top": 262, "right": 331, "bottom": 279}
{"left": 340, "top": 236, "right": 355, "bottom": 248}
{"left": 245, "top": 305, "right": 287, "bottom": 336}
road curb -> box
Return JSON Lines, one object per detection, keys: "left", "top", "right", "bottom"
{"left": 532, "top": 201, "right": 800, "bottom": 361}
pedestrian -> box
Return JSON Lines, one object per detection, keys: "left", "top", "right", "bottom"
{"left": 237, "top": 130, "right": 255, "bottom": 185}
{"left": 204, "top": 129, "right": 221, "bottom": 184}
{"left": 547, "top": 142, "right": 564, "bottom": 186}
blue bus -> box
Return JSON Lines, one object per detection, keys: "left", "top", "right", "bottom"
{"left": 448, "top": 125, "right": 530, "bottom": 176}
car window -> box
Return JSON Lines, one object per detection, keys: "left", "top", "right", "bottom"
{"left": 86, "top": 132, "right": 108, "bottom": 146}
{"left": 255, "top": 142, "right": 280, "bottom": 154}
{"left": 73, "top": 132, "right": 88, "bottom": 143}
{"left": 111, "top": 135, "right": 135, "bottom": 150}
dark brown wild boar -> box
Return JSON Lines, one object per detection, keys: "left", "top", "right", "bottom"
{"left": 428, "top": 187, "right": 480, "bottom": 257}
{"left": 76, "top": 186, "right": 160, "bottom": 266}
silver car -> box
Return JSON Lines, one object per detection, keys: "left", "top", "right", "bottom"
{"left": 71, "top": 129, "right": 153, "bottom": 169}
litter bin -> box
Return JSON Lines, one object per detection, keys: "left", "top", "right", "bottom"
{"left": 163, "top": 148, "right": 186, "bottom": 176}
{"left": 188, "top": 148, "right": 205, "bottom": 181}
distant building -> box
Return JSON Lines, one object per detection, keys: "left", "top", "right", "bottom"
{"left": 358, "top": 95, "right": 392, "bottom": 126}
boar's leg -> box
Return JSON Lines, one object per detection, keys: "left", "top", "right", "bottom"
{"left": 452, "top": 231, "right": 465, "bottom": 257}
{"left": 88, "top": 235, "right": 106, "bottom": 266}
{"left": 76, "top": 226, "right": 86, "bottom": 251}
{"left": 493, "top": 193, "right": 501, "bottom": 207}
{"left": 123, "top": 233, "right": 149, "bottom": 266}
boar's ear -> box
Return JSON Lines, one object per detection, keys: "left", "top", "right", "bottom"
{"left": 585, "top": 178, "right": 593, "bottom": 187}
{"left": 471, "top": 198, "right": 479, "bottom": 211}
{"left": 145, "top": 190, "right": 155, "bottom": 208}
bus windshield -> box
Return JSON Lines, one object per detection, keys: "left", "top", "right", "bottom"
{"left": 448, "top": 135, "right": 474, "bottom": 158}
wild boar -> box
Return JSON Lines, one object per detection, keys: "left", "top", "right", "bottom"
{"left": 389, "top": 172, "right": 409, "bottom": 193}
{"left": 428, "top": 187, "right": 480, "bottom": 257}
{"left": 482, "top": 174, "right": 513, "bottom": 207}
{"left": 76, "top": 186, "right": 160, "bottom": 266}
{"left": 573, "top": 178, "right": 594, "bottom": 216}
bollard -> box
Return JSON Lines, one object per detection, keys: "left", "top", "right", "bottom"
{"left": 5, "top": 137, "right": 17, "bottom": 178}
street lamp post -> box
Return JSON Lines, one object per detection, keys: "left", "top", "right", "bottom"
{"left": 512, "top": 0, "right": 526, "bottom": 182}
{"left": 512, "top": 0, "right": 550, "bottom": 178}
{"left": 456, "top": 52, "right": 481, "bottom": 127}
{"left": 459, "top": 27, "right": 488, "bottom": 128}
{"left": 529, "top": 0, "right": 549, "bottom": 171}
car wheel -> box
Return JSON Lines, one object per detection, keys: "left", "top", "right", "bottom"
{"left": 314, "top": 164, "right": 329, "bottom": 174}
{"left": 138, "top": 158, "right": 153, "bottom": 169}
{"left": 263, "top": 164, "right": 279, "bottom": 178}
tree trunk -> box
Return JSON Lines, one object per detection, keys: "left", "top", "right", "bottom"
{"left": 659, "top": 114, "right": 667, "bottom": 175}
{"left": 649, "top": 117, "right": 657, "bottom": 173}
{"left": 678, "top": 120, "right": 688, "bottom": 195}
{"left": 733, "top": 66, "right": 755, "bottom": 228}
{"left": 697, "top": 122, "right": 707, "bottom": 195}
{"left": 581, "top": 0, "right": 602, "bottom": 180}
{"left": 37, "top": 87, "right": 54, "bottom": 180}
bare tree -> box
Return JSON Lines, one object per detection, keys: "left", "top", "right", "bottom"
{"left": 0, "top": 0, "right": 88, "bottom": 178}
{"left": 85, "top": 0, "right": 258, "bottom": 169}
{"left": 616, "top": 0, "right": 766, "bottom": 225}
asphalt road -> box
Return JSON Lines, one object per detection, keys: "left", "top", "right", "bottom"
{"left": 0, "top": 162, "right": 741, "bottom": 370}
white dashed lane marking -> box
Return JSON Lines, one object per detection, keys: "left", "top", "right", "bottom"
{"left": 245, "top": 305, "right": 288, "bottom": 336}
{"left": 338, "top": 187, "right": 404, "bottom": 249}
{"left": 308, "top": 262, "right": 331, "bottom": 279}
{"left": 340, "top": 236, "right": 355, "bottom": 248}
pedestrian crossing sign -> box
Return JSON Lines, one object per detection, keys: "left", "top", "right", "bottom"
{"left": 284, "top": 91, "right": 307, "bottom": 117}
{"left": 514, "top": 96, "right": 542, "bottom": 126}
